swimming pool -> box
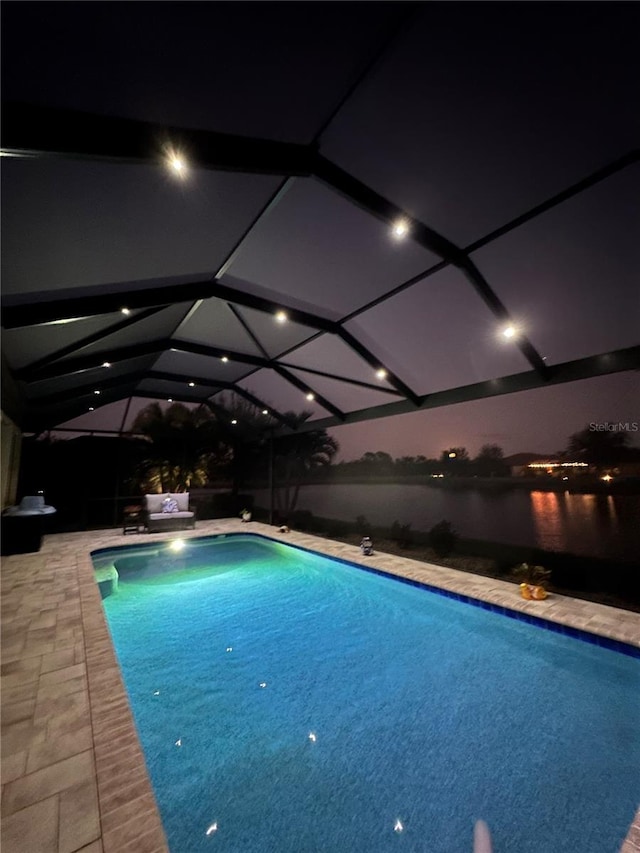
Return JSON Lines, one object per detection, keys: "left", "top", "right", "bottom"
{"left": 95, "top": 533, "right": 639, "bottom": 853}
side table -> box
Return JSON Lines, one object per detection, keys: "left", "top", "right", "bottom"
{"left": 123, "top": 505, "right": 144, "bottom": 534}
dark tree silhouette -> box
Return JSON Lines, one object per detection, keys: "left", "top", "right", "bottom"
{"left": 474, "top": 444, "right": 509, "bottom": 477}
{"left": 440, "top": 447, "right": 470, "bottom": 462}
{"left": 131, "top": 402, "right": 227, "bottom": 492}
{"left": 476, "top": 444, "right": 504, "bottom": 461}
{"left": 273, "top": 412, "right": 339, "bottom": 516}
{"left": 566, "top": 425, "right": 630, "bottom": 465}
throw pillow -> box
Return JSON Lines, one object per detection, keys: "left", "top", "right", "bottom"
{"left": 162, "top": 498, "right": 179, "bottom": 513}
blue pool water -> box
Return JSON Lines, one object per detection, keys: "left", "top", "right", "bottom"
{"left": 95, "top": 534, "right": 640, "bottom": 853}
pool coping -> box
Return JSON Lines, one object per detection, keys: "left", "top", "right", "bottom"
{"left": 2, "top": 519, "right": 639, "bottom": 853}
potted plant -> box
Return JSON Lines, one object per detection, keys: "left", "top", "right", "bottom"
{"left": 240, "top": 508, "right": 252, "bottom": 523}
{"left": 512, "top": 562, "right": 551, "bottom": 600}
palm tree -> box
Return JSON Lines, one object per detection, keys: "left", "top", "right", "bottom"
{"left": 273, "top": 412, "right": 339, "bottom": 517}
{"left": 208, "top": 391, "right": 275, "bottom": 496}
{"left": 130, "top": 402, "right": 226, "bottom": 492}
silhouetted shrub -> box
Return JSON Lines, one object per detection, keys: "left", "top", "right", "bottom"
{"left": 495, "top": 559, "right": 515, "bottom": 577}
{"left": 390, "top": 520, "right": 412, "bottom": 548}
{"left": 290, "top": 509, "right": 315, "bottom": 530}
{"left": 428, "top": 520, "right": 458, "bottom": 557}
{"left": 355, "top": 515, "right": 371, "bottom": 535}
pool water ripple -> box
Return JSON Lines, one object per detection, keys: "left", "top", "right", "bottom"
{"left": 97, "top": 534, "right": 640, "bottom": 853}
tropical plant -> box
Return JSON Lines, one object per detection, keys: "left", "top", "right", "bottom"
{"left": 210, "top": 391, "right": 275, "bottom": 495}
{"left": 272, "top": 412, "right": 339, "bottom": 517}
{"left": 130, "top": 402, "right": 227, "bottom": 492}
{"left": 511, "top": 562, "right": 552, "bottom": 589}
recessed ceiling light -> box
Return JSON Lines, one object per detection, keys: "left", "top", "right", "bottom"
{"left": 275, "top": 310, "right": 288, "bottom": 324}
{"left": 121, "top": 307, "right": 131, "bottom": 316}
{"left": 502, "top": 325, "right": 516, "bottom": 339}
{"left": 165, "top": 146, "right": 188, "bottom": 178}
{"left": 170, "top": 156, "right": 185, "bottom": 175}
{"left": 231, "top": 419, "right": 238, "bottom": 425}
{"left": 376, "top": 368, "right": 387, "bottom": 380}
{"left": 188, "top": 382, "right": 195, "bottom": 387}
{"left": 221, "top": 356, "right": 229, "bottom": 363}
{"left": 306, "top": 393, "right": 315, "bottom": 401}
{"left": 392, "top": 219, "right": 409, "bottom": 239}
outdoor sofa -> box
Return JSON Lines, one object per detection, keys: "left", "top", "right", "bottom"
{"left": 143, "top": 493, "right": 196, "bottom": 533}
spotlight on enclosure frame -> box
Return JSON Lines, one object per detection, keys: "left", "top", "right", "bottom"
{"left": 392, "top": 218, "right": 410, "bottom": 239}
{"left": 166, "top": 148, "right": 187, "bottom": 178}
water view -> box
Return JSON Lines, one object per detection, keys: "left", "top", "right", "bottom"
{"left": 250, "top": 484, "right": 640, "bottom": 562}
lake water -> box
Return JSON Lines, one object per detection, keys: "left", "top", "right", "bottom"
{"left": 250, "top": 484, "right": 640, "bottom": 562}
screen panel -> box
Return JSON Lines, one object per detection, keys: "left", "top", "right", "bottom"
{"left": 1, "top": 312, "right": 132, "bottom": 370}
{"left": 281, "top": 334, "right": 395, "bottom": 388}
{"left": 1, "top": 158, "right": 281, "bottom": 295}
{"left": 55, "top": 399, "right": 131, "bottom": 433}
{"left": 174, "top": 298, "right": 265, "bottom": 357}
{"left": 286, "top": 368, "right": 400, "bottom": 413}
{"left": 151, "top": 350, "right": 252, "bottom": 384}
{"left": 472, "top": 167, "right": 639, "bottom": 365}
{"left": 2, "top": 4, "right": 399, "bottom": 143}
{"left": 345, "top": 267, "right": 530, "bottom": 396}
{"left": 236, "top": 369, "right": 329, "bottom": 419}
{"left": 323, "top": 5, "right": 638, "bottom": 246}
{"left": 56, "top": 304, "right": 192, "bottom": 362}
{"left": 135, "top": 379, "right": 214, "bottom": 400}
{"left": 231, "top": 306, "right": 320, "bottom": 360}
{"left": 227, "top": 178, "right": 438, "bottom": 316}
{"left": 23, "top": 355, "right": 157, "bottom": 401}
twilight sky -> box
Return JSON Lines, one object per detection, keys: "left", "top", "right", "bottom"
{"left": 328, "top": 372, "right": 640, "bottom": 462}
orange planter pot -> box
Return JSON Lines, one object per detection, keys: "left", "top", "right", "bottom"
{"left": 520, "top": 583, "right": 548, "bottom": 601}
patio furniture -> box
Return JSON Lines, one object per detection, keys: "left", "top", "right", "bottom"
{"left": 123, "top": 504, "right": 144, "bottom": 535}
{"left": 143, "top": 493, "right": 195, "bottom": 533}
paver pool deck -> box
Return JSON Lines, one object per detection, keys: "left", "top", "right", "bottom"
{"left": 2, "top": 519, "right": 639, "bottom": 852}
